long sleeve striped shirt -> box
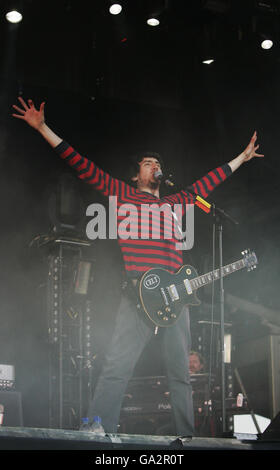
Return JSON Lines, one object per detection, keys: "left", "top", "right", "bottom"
{"left": 55, "top": 141, "right": 232, "bottom": 278}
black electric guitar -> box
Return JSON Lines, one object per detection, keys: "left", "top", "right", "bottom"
{"left": 139, "top": 249, "right": 258, "bottom": 327}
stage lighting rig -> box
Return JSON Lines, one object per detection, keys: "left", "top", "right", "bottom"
{"left": 145, "top": 0, "right": 168, "bottom": 27}
{"left": 147, "top": 17, "right": 160, "bottom": 27}
{"left": 5, "top": 9, "right": 22, "bottom": 23}
{"left": 109, "top": 3, "right": 123, "bottom": 15}
{"left": 202, "top": 58, "right": 215, "bottom": 65}
{"left": 261, "top": 38, "right": 273, "bottom": 49}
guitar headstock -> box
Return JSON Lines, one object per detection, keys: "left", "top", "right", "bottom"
{"left": 241, "top": 249, "right": 258, "bottom": 271}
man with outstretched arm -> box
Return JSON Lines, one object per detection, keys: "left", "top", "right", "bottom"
{"left": 12, "top": 96, "right": 264, "bottom": 436}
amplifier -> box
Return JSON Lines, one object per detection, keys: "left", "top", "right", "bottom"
{"left": 122, "top": 374, "right": 213, "bottom": 405}
{"left": 0, "top": 365, "right": 15, "bottom": 390}
{"left": 234, "top": 335, "right": 280, "bottom": 419}
{"left": 120, "top": 375, "right": 245, "bottom": 436}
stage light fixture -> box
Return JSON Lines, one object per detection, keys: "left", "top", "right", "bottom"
{"left": 261, "top": 38, "right": 273, "bottom": 49}
{"left": 147, "top": 18, "right": 160, "bottom": 27}
{"left": 5, "top": 9, "right": 22, "bottom": 23}
{"left": 202, "top": 58, "right": 214, "bottom": 65}
{"left": 109, "top": 3, "right": 122, "bottom": 15}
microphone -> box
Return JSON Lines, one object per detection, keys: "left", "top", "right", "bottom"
{"left": 154, "top": 170, "right": 174, "bottom": 187}
{"left": 154, "top": 169, "right": 163, "bottom": 181}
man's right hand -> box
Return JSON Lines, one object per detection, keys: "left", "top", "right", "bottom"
{"left": 12, "top": 97, "right": 45, "bottom": 131}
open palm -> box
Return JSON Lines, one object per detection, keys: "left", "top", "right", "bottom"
{"left": 243, "top": 131, "right": 264, "bottom": 162}
{"left": 12, "top": 97, "right": 45, "bottom": 130}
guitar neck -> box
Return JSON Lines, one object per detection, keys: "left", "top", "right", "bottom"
{"left": 190, "top": 258, "right": 246, "bottom": 291}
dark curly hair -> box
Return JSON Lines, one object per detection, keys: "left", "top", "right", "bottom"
{"left": 127, "top": 151, "right": 165, "bottom": 184}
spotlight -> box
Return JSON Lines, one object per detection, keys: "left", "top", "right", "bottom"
{"left": 261, "top": 38, "right": 273, "bottom": 49}
{"left": 5, "top": 9, "right": 23, "bottom": 23}
{"left": 109, "top": 3, "right": 122, "bottom": 15}
{"left": 147, "top": 18, "right": 160, "bottom": 27}
{"left": 202, "top": 58, "right": 215, "bottom": 65}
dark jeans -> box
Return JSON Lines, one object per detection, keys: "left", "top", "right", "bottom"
{"left": 87, "top": 293, "right": 194, "bottom": 436}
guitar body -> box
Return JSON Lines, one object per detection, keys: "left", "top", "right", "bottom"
{"left": 139, "top": 265, "right": 201, "bottom": 327}
{"left": 138, "top": 249, "right": 257, "bottom": 328}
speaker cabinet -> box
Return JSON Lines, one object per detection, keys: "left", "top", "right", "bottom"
{"left": 234, "top": 335, "right": 280, "bottom": 419}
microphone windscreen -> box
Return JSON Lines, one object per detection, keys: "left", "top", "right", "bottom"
{"left": 154, "top": 170, "right": 163, "bottom": 180}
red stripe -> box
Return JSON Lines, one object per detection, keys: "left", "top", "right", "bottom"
{"left": 115, "top": 179, "right": 120, "bottom": 196}
{"left": 96, "top": 179, "right": 105, "bottom": 192}
{"left": 109, "top": 178, "right": 114, "bottom": 195}
{"left": 122, "top": 247, "right": 182, "bottom": 263}
{"left": 87, "top": 166, "right": 100, "bottom": 184}
{"left": 175, "top": 192, "right": 186, "bottom": 208}
{"left": 69, "top": 154, "right": 82, "bottom": 166}
{"left": 216, "top": 167, "right": 226, "bottom": 180}
{"left": 103, "top": 173, "right": 110, "bottom": 196}
{"left": 61, "top": 147, "right": 74, "bottom": 159}
{"left": 202, "top": 176, "right": 214, "bottom": 192}
{"left": 118, "top": 226, "right": 173, "bottom": 237}
{"left": 117, "top": 217, "right": 174, "bottom": 231}
{"left": 76, "top": 160, "right": 88, "bottom": 171}
{"left": 119, "top": 239, "right": 178, "bottom": 248}
{"left": 117, "top": 210, "right": 174, "bottom": 223}
{"left": 208, "top": 170, "right": 220, "bottom": 185}
{"left": 123, "top": 256, "right": 181, "bottom": 269}
{"left": 79, "top": 161, "right": 94, "bottom": 179}
{"left": 192, "top": 182, "right": 199, "bottom": 194}
{"left": 197, "top": 180, "right": 208, "bottom": 198}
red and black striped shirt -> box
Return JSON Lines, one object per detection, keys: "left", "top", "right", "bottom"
{"left": 55, "top": 141, "right": 232, "bottom": 278}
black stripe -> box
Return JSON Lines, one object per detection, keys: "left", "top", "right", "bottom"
{"left": 71, "top": 155, "right": 83, "bottom": 169}
{"left": 64, "top": 150, "right": 77, "bottom": 162}
{"left": 181, "top": 190, "right": 195, "bottom": 202}
{"left": 124, "top": 259, "right": 181, "bottom": 268}
{"left": 55, "top": 140, "right": 70, "bottom": 153}
{"left": 198, "top": 176, "right": 209, "bottom": 195}
{"left": 206, "top": 172, "right": 216, "bottom": 188}
{"left": 78, "top": 158, "right": 93, "bottom": 177}
{"left": 221, "top": 163, "right": 232, "bottom": 177}
{"left": 119, "top": 242, "right": 181, "bottom": 255}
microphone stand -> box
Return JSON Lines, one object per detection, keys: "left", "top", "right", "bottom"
{"left": 213, "top": 204, "right": 227, "bottom": 435}
{"left": 162, "top": 175, "right": 239, "bottom": 437}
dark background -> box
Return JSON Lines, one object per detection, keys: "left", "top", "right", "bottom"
{"left": 0, "top": 0, "right": 279, "bottom": 427}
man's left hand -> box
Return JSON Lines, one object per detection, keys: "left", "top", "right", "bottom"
{"left": 243, "top": 131, "right": 264, "bottom": 162}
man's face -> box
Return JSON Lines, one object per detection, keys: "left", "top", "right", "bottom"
{"left": 134, "top": 157, "right": 162, "bottom": 189}
{"left": 189, "top": 354, "right": 203, "bottom": 374}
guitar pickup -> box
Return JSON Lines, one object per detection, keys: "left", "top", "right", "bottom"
{"left": 167, "top": 284, "right": 179, "bottom": 302}
{"left": 183, "top": 279, "right": 193, "bottom": 295}
{"left": 160, "top": 288, "right": 169, "bottom": 306}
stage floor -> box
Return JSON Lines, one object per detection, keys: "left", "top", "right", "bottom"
{"left": 0, "top": 426, "right": 279, "bottom": 451}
